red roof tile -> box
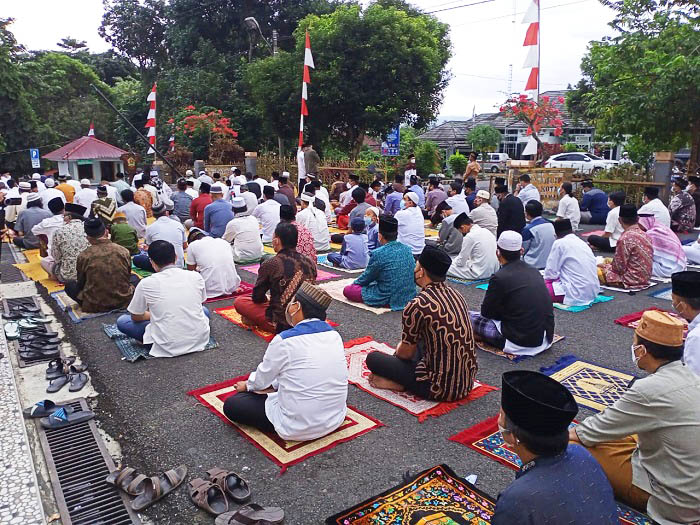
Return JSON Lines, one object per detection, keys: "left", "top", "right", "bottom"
{"left": 43, "top": 136, "right": 128, "bottom": 161}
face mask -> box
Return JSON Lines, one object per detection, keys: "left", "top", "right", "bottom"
{"left": 285, "top": 301, "right": 299, "bottom": 327}
{"left": 631, "top": 344, "right": 643, "bottom": 366}
{"left": 413, "top": 267, "right": 422, "bottom": 286}
{"left": 346, "top": 182, "right": 351, "bottom": 189}
{"left": 364, "top": 216, "right": 373, "bottom": 227}
{"left": 400, "top": 200, "right": 406, "bottom": 210}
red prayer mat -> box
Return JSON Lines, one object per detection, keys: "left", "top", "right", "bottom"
{"left": 187, "top": 375, "right": 383, "bottom": 473}
{"left": 579, "top": 229, "right": 605, "bottom": 237}
{"left": 614, "top": 307, "right": 688, "bottom": 337}
{"left": 203, "top": 281, "right": 253, "bottom": 303}
{"left": 344, "top": 337, "right": 497, "bottom": 422}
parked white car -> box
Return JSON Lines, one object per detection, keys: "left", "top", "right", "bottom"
{"left": 544, "top": 152, "right": 611, "bottom": 174}
{"left": 584, "top": 153, "right": 619, "bottom": 168}
{"left": 481, "top": 153, "right": 510, "bottom": 173}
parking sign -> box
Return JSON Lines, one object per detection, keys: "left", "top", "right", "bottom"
{"left": 30, "top": 148, "right": 40, "bottom": 169}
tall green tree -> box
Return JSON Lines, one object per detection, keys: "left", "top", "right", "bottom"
{"left": 467, "top": 124, "right": 502, "bottom": 153}
{"left": 568, "top": 5, "right": 700, "bottom": 171}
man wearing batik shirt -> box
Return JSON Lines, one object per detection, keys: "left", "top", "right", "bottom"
{"left": 598, "top": 204, "right": 653, "bottom": 289}
{"left": 90, "top": 185, "right": 117, "bottom": 227}
{"left": 279, "top": 205, "right": 316, "bottom": 265}
{"left": 366, "top": 245, "right": 478, "bottom": 401}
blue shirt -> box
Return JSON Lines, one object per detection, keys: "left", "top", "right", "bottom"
{"left": 492, "top": 444, "right": 618, "bottom": 525}
{"left": 170, "top": 191, "right": 193, "bottom": 222}
{"left": 339, "top": 233, "right": 369, "bottom": 270}
{"left": 409, "top": 184, "right": 425, "bottom": 208}
{"left": 384, "top": 191, "right": 403, "bottom": 216}
{"left": 466, "top": 191, "right": 477, "bottom": 211}
{"left": 353, "top": 240, "right": 416, "bottom": 310}
{"left": 521, "top": 216, "right": 556, "bottom": 269}
{"left": 203, "top": 199, "right": 234, "bottom": 238}
{"left": 581, "top": 188, "right": 609, "bottom": 224}
{"left": 367, "top": 223, "right": 379, "bottom": 252}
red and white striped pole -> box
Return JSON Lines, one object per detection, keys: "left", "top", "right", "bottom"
{"left": 145, "top": 83, "right": 157, "bottom": 157}
{"left": 87, "top": 122, "right": 95, "bottom": 137}
{"left": 298, "top": 31, "right": 315, "bottom": 149}
{"left": 522, "top": 0, "right": 539, "bottom": 98}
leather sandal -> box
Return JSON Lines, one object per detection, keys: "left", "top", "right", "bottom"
{"left": 189, "top": 478, "right": 228, "bottom": 515}
{"left": 105, "top": 466, "right": 148, "bottom": 495}
{"left": 131, "top": 465, "right": 188, "bottom": 512}
{"left": 215, "top": 504, "right": 285, "bottom": 525}
{"left": 207, "top": 467, "right": 251, "bottom": 504}
{"left": 68, "top": 370, "right": 89, "bottom": 392}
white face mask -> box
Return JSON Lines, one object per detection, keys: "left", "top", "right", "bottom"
{"left": 346, "top": 182, "right": 351, "bottom": 189}
{"left": 631, "top": 344, "right": 643, "bottom": 366}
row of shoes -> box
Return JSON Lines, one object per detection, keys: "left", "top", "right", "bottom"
{"left": 46, "top": 356, "right": 89, "bottom": 393}
{"left": 106, "top": 464, "right": 284, "bottom": 524}
{"left": 4, "top": 306, "right": 62, "bottom": 362}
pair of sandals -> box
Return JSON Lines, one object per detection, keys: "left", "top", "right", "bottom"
{"left": 20, "top": 332, "right": 63, "bottom": 360}
{"left": 23, "top": 398, "right": 95, "bottom": 429}
{"left": 46, "top": 359, "right": 89, "bottom": 393}
{"left": 106, "top": 465, "right": 189, "bottom": 512}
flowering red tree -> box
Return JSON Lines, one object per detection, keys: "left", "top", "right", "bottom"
{"left": 500, "top": 94, "right": 564, "bottom": 162}
{"left": 170, "top": 105, "right": 242, "bottom": 162}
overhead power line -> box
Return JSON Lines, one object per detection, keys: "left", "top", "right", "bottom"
{"left": 425, "top": 0, "right": 497, "bottom": 14}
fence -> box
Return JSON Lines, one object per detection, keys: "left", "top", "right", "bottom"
{"left": 489, "top": 168, "right": 578, "bottom": 205}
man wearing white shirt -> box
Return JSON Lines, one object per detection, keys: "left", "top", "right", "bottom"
{"left": 66, "top": 177, "right": 82, "bottom": 192}
{"left": 101, "top": 180, "right": 119, "bottom": 204}
{"left": 185, "top": 169, "right": 201, "bottom": 191}
{"left": 254, "top": 174, "right": 268, "bottom": 190}
{"left": 447, "top": 213, "right": 500, "bottom": 280}
{"left": 73, "top": 179, "right": 97, "bottom": 215}
{"left": 40, "top": 178, "right": 66, "bottom": 211}
{"left": 670, "top": 271, "right": 700, "bottom": 376}
{"left": 588, "top": 191, "right": 626, "bottom": 253}
{"left": 394, "top": 191, "right": 426, "bottom": 256}
{"left": 445, "top": 181, "right": 470, "bottom": 217}
{"left": 556, "top": 182, "right": 581, "bottom": 231}
{"left": 31, "top": 173, "right": 46, "bottom": 193}
{"left": 310, "top": 180, "right": 332, "bottom": 221}
{"left": 32, "top": 197, "right": 66, "bottom": 274}
{"left": 186, "top": 227, "right": 242, "bottom": 299}
{"left": 403, "top": 155, "right": 416, "bottom": 187}
{"left": 297, "top": 192, "right": 331, "bottom": 252}
{"left": 297, "top": 146, "right": 306, "bottom": 182}
{"left": 252, "top": 186, "right": 282, "bottom": 242}
{"left": 117, "top": 240, "right": 211, "bottom": 358}
{"left": 224, "top": 282, "right": 348, "bottom": 441}
{"left": 638, "top": 186, "right": 671, "bottom": 228}
{"left": 240, "top": 184, "right": 258, "bottom": 214}
{"left": 544, "top": 219, "right": 600, "bottom": 306}
{"left": 223, "top": 197, "right": 265, "bottom": 263}
{"left": 185, "top": 180, "right": 199, "bottom": 200}
{"left": 197, "top": 171, "right": 214, "bottom": 186}
{"left": 338, "top": 174, "right": 359, "bottom": 207}
{"left": 514, "top": 173, "right": 541, "bottom": 205}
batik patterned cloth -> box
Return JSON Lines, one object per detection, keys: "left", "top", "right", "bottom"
{"left": 601, "top": 225, "right": 653, "bottom": 288}
{"left": 669, "top": 191, "right": 696, "bottom": 233}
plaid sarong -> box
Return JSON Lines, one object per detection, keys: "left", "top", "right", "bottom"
{"left": 469, "top": 311, "right": 505, "bottom": 349}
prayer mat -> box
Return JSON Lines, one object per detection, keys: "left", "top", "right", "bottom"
{"left": 50, "top": 290, "right": 123, "bottom": 323}
{"left": 130, "top": 263, "right": 153, "bottom": 279}
{"left": 681, "top": 238, "right": 695, "bottom": 245}
{"left": 240, "top": 263, "right": 340, "bottom": 282}
{"left": 344, "top": 337, "right": 497, "bottom": 422}
{"left": 600, "top": 282, "right": 656, "bottom": 293}
{"left": 579, "top": 229, "right": 605, "bottom": 237}
{"left": 447, "top": 276, "right": 489, "bottom": 286}
{"left": 319, "top": 278, "right": 393, "bottom": 314}
{"left": 187, "top": 376, "right": 382, "bottom": 473}
{"left": 448, "top": 417, "right": 655, "bottom": 525}
{"left": 476, "top": 334, "right": 564, "bottom": 363}
{"left": 614, "top": 307, "right": 688, "bottom": 337}
{"left": 650, "top": 275, "right": 672, "bottom": 283}
{"left": 325, "top": 464, "right": 495, "bottom": 525}
{"left": 263, "top": 245, "right": 276, "bottom": 255}
{"left": 102, "top": 323, "right": 218, "bottom": 362}
{"left": 540, "top": 355, "right": 635, "bottom": 413}
{"left": 475, "top": 283, "right": 489, "bottom": 290}
{"left": 553, "top": 294, "right": 614, "bottom": 312}
{"left": 214, "top": 305, "right": 338, "bottom": 342}
{"left": 648, "top": 286, "right": 672, "bottom": 301}
{"left": 12, "top": 249, "right": 65, "bottom": 293}
{"left": 202, "top": 282, "right": 253, "bottom": 304}
{"left": 317, "top": 253, "right": 365, "bottom": 274}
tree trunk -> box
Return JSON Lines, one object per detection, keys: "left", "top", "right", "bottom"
{"left": 532, "top": 132, "right": 545, "bottom": 165}
{"left": 349, "top": 129, "right": 366, "bottom": 162}
{"left": 689, "top": 120, "right": 700, "bottom": 175}
{"left": 278, "top": 135, "right": 284, "bottom": 171}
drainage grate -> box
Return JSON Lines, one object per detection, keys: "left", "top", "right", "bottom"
{"left": 37, "top": 398, "right": 140, "bottom": 525}
{"left": 1, "top": 263, "right": 27, "bottom": 283}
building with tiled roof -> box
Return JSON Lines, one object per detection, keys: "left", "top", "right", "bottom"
{"left": 43, "top": 135, "right": 128, "bottom": 181}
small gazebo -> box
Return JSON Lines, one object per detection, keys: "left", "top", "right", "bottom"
{"left": 43, "top": 136, "right": 128, "bottom": 181}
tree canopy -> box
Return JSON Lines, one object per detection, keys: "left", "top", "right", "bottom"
{"left": 467, "top": 125, "right": 502, "bottom": 153}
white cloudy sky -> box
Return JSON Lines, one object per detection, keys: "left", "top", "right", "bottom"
{"left": 6, "top": 0, "right": 617, "bottom": 120}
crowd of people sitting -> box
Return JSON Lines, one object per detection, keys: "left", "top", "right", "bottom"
{"left": 1, "top": 155, "right": 699, "bottom": 524}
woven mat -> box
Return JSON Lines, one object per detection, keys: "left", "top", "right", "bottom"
{"left": 188, "top": 376, "right": 382, "bottom": 473}
{"left": 448, "top": 416, "right": 654, "bottom": 525}
{"left": 103, "top": 323, "right": 218, "bottom": 362}
{"left": 447, "top": 276, "right": 489, "bottom": 286}
{"left": 240, "top": 263, "right": 340, "bottom": 282}
{"left": 203, "top": 281, "right": 253, "bottom": 304}
{"left": 477, "top": 334, "right": 564, "bottom": 362}
{"left": 13, "top": 249, "right": 64, "bottom": 293}
{"left": 553, "top": 294, "right": 614, "bottom": 312}
{"left": 648, "top": 286, "right": 672, "bottom": 301}
{"left": 614, "top": 307, "right": 688, "bottom": 337}
{"left": 316, "top": 253, "right": 364, "bottom": 274}
{"left": 326, "top": 464, "right": 495, "bottom": 524}
{"left": 319, "top": 278, "right": 392, "bottom": 314}
{"left": 214, "top": 305, "right": 338, "bottom": 342}
{"left": 344, "top": 337, "right": 497, "bottom": 422}
{"left": 51, "top": 290, "right": 123, "bottom": 323}
{"left": 541, "top": 355, "right": 635, "bottom": 413}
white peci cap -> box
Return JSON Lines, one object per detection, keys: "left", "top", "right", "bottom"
{"left": 476, "top": 190, "right": 490, "bottom": 200}
{"left": 405, "top": 191, "right": 419, "bottom": 205}
{"left": 497, "top": 230, "right": 522, "bottom": 251}
{"left": 80, "top": 178, "right": 91, "bottom": 185}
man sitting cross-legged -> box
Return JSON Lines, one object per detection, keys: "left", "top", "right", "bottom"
{"left": 491, "top": 371, "right": 617, "bottom": 524}
{"left": 366, "top": 245, "right": 478, "bottom": 401}
{"left": 447, "top": 212, "right": 499, "bottom": 281}
{"left": 116, "top": 240, "right": 211, "bottom": 358}
{"left": 186, "top": 227, "right": 242, "bottom": 300}
{"left": 469, "top": 231, "right": 555, "bottom": 357}
{"left": 225, "top": 282, "right": 348, "bottom": 441}
{"left": 570, "top": 310, "right": 700, "bottom": 525}
{"left": 233, "top": 222, "right": 317, "bottom": 334}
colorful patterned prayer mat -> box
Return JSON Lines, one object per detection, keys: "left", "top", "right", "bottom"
{"left": 614, "top": 307, "right": 688, "bottom": 337}
{"left": 103, "top": 323, "right": 218, "bottom": 361}
{"left": 317, "top": 253, "right": 365, "bottom": 274}
{"left": 240, "top": 263, "right": 340, "bottom": 282}
{"left": 188, "top": 376, "right": 382, "bottom": 473}
{"left": 344, "top": 337, "right": 497, "bottom": 422}
{"left": 449, "top": 417, "right": 654, "bottom": 525}
{"left": 553, "top": 294, "right": 614, "bottom": 312}
{"left": 202, "top": 281, "right": 253, "bottom": 304}
{"left": 51, "top": 290, "right": 123, "bottom": 323}
{"left": 447, "top": 276, "right": 489, "bottom": 286}
{"left": 319, "top": 278, "right": 393, "bottom": 314}
{"left": 477, "top": 334, "right": 564, "bottom": 363}
{"left": 325, "top": 464, "right": 494, "bottom": 525}
{"left": 130, "top": 263, "right": 153, "bottom": 278}
{"left": 600, "top": 282, "right": 656, "bottom": 294}
{"left": 540, "top": 355, "right": 635, "bottom": 413}
{"left": 648, "top": 286, "right": 672, "bottom": 301}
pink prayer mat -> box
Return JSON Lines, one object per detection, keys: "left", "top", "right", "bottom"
{"left": 240, "top": 264, "right": 339, "bottom": 282}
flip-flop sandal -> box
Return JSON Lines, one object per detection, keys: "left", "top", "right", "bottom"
{"left": 4, "top": 322, "right": 20, "bottom": 339}
{"left": 13, "top": 304, "right": 40, "bottom": 313}
{"left": 215, "top": 504, "right": 285, "bottom": 525}
{"left": 47, "top": 375, "right": 70, "bottom": 393}
{"left": 189, "top": 478, "right": 228, "bottom": 515}
{"left": 21, "top": 335, "right": 61, "bottom": 344}
{"left": 39, "top": 407, "right": 95, "bottom": 429}
{"left": 3, "top": 312, "right": 25, "bottom": 320}
{"left": 46, "top": 358, "right": 64, "bottom": 379}
{"left": 22, "top": 399, "right": 69, "bottom": 418}
{"left": 105, "top": 466, "right": 148, "bottom": 496}
{"left": 21, "top": 342, "right": 60, "bottom": 351}
{"left": 131, "top": 465, "right": 188, "bottom": 512}
{"left": 207, "top": 468, "right": 251, "bottom": 504}
{"left": 68, "top": 371, "right": 89, "bottom": 392}
{"left": 21, "top": 328, "right": 58, "bottom": 337}
{"left": 21, "top": 350, "right": 60, "bottom": 361}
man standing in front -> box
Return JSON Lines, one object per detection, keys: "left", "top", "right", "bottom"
{"left": 297, "top": 145, "right": 307, "bottom": 185}
{"left": 366, "top": 245, "right": 478, "bottom": 401}
{"left": 304, "top": 143, "right": 320, "bottom": 177}
{"left": 117, "top": 240, "right": 211, "bottom": 358}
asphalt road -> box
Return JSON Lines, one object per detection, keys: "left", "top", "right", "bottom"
{"left": 38, "top": 223, "right": 694, "bottom": 524}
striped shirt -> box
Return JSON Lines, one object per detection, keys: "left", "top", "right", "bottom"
{"left": 401, "top": 281, "right": 478, "bottom": 401}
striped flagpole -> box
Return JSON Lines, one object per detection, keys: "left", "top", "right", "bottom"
{"left": 145, "top": 83, "right": 157, "bottom": 155}
{"left": 299, "top": 31, "right": 315, "bottom": 149}
{"left": 522, "top": 0, "right": 539, "bottom": 97}
{"left": 87, "top": 122, "right": 95, "bottom": 136}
